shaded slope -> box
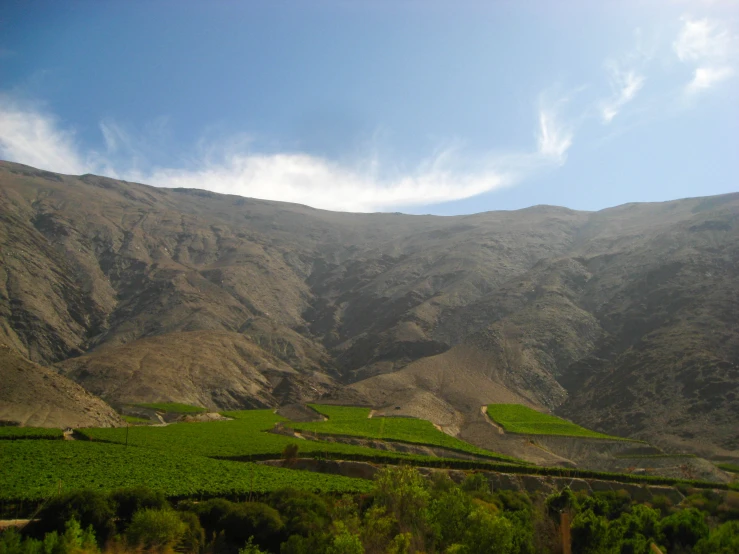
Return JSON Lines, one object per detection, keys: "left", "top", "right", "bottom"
{"left": 0, "top": 346, "right": 121, "bottom": 428}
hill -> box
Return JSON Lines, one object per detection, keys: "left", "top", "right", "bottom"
{"left": 0, "top": 346, "right": 121, "bottom": 428}
{"left": 0, "top": 160, "right": 737, "bottom": 458}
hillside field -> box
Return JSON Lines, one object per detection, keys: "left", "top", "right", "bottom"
{"left": 486, "top": 404, "right": 635, "bottom": 440}
{"left": 292, "top": 404, "right": 519, "bottom": 462}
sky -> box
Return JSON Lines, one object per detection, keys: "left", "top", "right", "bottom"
{"left": 0, "top": 0, "right": 737, "bottom": 214}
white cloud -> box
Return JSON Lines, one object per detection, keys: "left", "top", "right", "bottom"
{"left": 687, "top": 65, "right": 734, "bottom": 92}
{"left": 673, "top": 16, "right": 736, "bottom": 94}
{"left": 673, "top": 16, "right": 730, "bottom": 61}
{"left": 600, "top": 65, "right": 645, "bottom": 123}
{"left": 536, "top": 106, "right": 573, "bottom": 163}
{"left": 0, "top": 99, "right": 91, "bottom": 175}
{"left": 0, "top": 98, "right": 574, "bottom": 212}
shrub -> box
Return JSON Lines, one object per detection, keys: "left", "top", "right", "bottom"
{"left": 659, "top": 507, "right": 709, "bottom": 551}
{"left": 110, "top": 487, "right": 169, "bottom": 526}
{"left": 126, "top": 508, "right": 186, "bottom": 550}
{"left": 33, "top": 490, "right": 116, "bottom": 545}
{"left": 218, "top": 502, "right": 284, "bottom": 551}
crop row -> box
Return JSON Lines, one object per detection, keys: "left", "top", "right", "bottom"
{"left": 0, "top": 427, "right": 64, "bottom": 440}
{"left": 293, "top": 405, "right": 519, "bottom": 462}
{"left": 79, "top": 410, "right": 432, "bottom": 463}
{"left": 133, "top": 402, "right": 206, "bottom": 414}
{"left": 0, "top": 440, "right": 372, "bottom": 502}
{"left": 486, "top": 404, "right": 633, "bottom": 441}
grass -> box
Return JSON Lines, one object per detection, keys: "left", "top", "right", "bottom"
{"left": 289, "top": 404, "right": 520, "bottom": 462}
{"left": 0, "top": 440, "right": 372, "bottom": 502}
{"left": 122, "top": 415, "right": 150, "bottom": 424}
{"left": 486, "top": 404, "right": 634, "bottom": 441}
{"left": 718, "top": 463, "right": 739, "bottom": 473}
{"left": 133, "top": 402, "right": 206, "bottom": 414}
{"left": 0, "top": 427, "right": 64, "bottom": 440}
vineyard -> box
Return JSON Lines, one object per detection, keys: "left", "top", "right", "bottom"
{"left": 486, "top": 404, "right": 634, "bottom": 440}
{"left": 132, "top": 402, "right": 206, "bottom": 414}
{"left": 0, "top": 439, "right": 373, "bottom": 502}
{"left": 80, "top": 409, "right": 429, "bottom": 462}
{"left": 291, "top": 405, "right": 518, "bottom": 462}
{"left": 0, "top": 427, "right": 64, "bottom": 440}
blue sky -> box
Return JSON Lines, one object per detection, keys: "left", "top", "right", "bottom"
{"left": 0, "top": 1, "right": 737, "bottom": 214}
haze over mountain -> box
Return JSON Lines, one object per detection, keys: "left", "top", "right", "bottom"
{"left": 1, "top": 161, "right": 737, "bottom": 456}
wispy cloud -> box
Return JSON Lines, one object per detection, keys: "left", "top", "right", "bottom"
{"left": 600, "top": 64, "right": 645, "bottom": 123}
{"left": 0, "top": 98, "right": 91, "bottom": 175}
{"left": 0, "top": 97, "right": 574, "bottom": 212}
{"left": 536, "top": 105, "right": 573, "bottom": 162}
{"left": 673, "top": 15, "right": 736, "bottom": 95}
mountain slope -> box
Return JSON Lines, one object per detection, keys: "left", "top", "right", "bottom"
{"left": 0, "top": 160, "right": 737, "bottom": 456}
{"left": 0, "top": 346, "right": 121, "bottom": 428}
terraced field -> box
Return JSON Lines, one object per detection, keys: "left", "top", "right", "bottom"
{"left": 291, "top": 405, "right": 519, "bottom": 462}
{"left": 0, "top": 440, "right": 372, "bottom": 501}
{"left": 486, "top": 404, "right": 632, "bottom": 440}
{"left": 80, "top": 409, "right": 436, "bottom": 462}
{"left": 133, "top": 402, "right": 206, "bottom": 413}
{"left": 0, "top": 427, "right": 64, "bottom": 440}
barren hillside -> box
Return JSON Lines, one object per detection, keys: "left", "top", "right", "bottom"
{"left": 1, "top": 160, "right": 737, "bottom": 456}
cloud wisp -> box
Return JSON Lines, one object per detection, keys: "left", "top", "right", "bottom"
{"left": 600, "top": 64, "right": 646, "bottom": 123}
{"left": 0, "top": 98, "right": 574, "bottom": 213}
{"left": 673, "top": 15, "right": 736, "bottom": 95}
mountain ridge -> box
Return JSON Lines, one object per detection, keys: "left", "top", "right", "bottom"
{"left": 0, "top": 160, "right": 736, "bottom": 458}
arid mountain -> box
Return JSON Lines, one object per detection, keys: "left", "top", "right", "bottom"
{"left": 0, "top": 346, "right": 121, "bottom": 428}
{"left": 0, "top": 160, "right": 737, "bottom": 457}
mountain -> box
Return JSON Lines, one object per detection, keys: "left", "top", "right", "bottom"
{"left": 0, "top": 345, "right": 121, "bottom": 428}
{"left": 0, "top": 160, "right": 737, "bottom": 457}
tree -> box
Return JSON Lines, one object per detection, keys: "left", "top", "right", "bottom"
{"left": 126, "top": 508, "right": 187, "bottom": 550}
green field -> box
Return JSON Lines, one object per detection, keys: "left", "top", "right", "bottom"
{"left": 133, "top": 402, "right": 206, "bottom": 413}
{"left": 486, "top": 404, "right": 632, "bottom": 440}
{"left": 719, "top": 463, "right": 739, "bottom": 473}
{"left": 80, "top": 409, "right": 448, "bottom": 463}
{"left": 0, "top": 427, "right": 64, "bottom": 440}
{"left": 122, "top": 415, "right": 151, "bottom": 424}
{"left": 290, "top": 405, "right": 518, "bottom": 462}
{"left": 0, "top": 440, "right": 372, "bottom": 502}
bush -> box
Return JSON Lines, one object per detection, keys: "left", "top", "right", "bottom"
{"left": 659, "top": 507, "right": 709, "bottom": 551}
{"left": 218, "top": 502, "right": 285, "bottom": 551}
{"left": 126, "top": 508, "right": 187, "bottom": 550}
{"left": 110, "top": 487, "right": 169, "bottom": 526}
{"left": 268, "top": 488, "right": 330, "bottom": 537}
{"left": 694, "top": 520, "right": 739, "bottom": 554}
{"left": 33, "top": 490, "right": 116, "bottom": 545}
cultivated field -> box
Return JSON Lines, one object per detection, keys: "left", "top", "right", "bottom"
{"left": 80, "top": 409, "right": 445, "bottom": 463}
{"left": 0, "top": 440, "right": 372, "bottom": 502}
{"left": 292, "top": 405, "right": 519, "bottom": 462}
{"left": 0, "top": 427, "right": 64, "bottom": 440}
{"left": 486, "top": 404, "right": 631, "bottom": 440}
{"left": 132, "top": 402, "right": 206, "bottom": 414}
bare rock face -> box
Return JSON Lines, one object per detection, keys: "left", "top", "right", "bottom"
{"left": 0, "top": 347, "right": 122, "bottom": 428}
{"left": 1, "top": 160, "right": 738, "bottom": 456}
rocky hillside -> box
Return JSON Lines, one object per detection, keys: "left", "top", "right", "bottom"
{"left": 0, "top": 346, "right": 121, "bottom": 428}
{"left": 0, "top": 160, "right": 736, "bottom": 457}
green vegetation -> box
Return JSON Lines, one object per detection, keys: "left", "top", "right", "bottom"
{"left": 133, "top": 402, "right": 206, "bottom": 414}
{"left": 2, "top": 468, "right": 738, "bottom": 554}
{"left": 615, "top": 453, "right": 697, "bottom": 459}
{"left": 290, "top": 404, "right": 519, "bottom": 462}
{"left": 122, "top": 415, "right": 150, "bottom": 424}
{"left": 486, "top": 404, "right": 634, "bottom": 440}
{"left": 0, "top": 440, "right": 372, "bottom": 502}
{"left": 719, "top": 463, "right": 739, "bottom": 473}
{"left": 79, "top": 410, "right": 431, "bottom": 463}
{"left": 0, "top": 426, "right": 64, "bottom": 440}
